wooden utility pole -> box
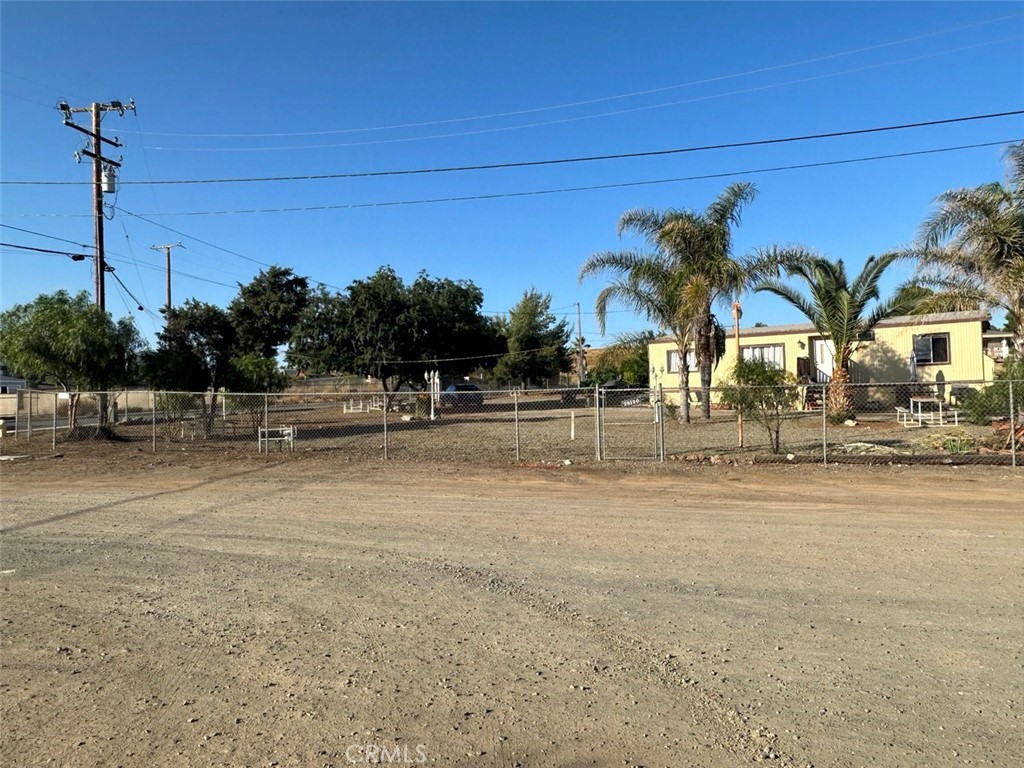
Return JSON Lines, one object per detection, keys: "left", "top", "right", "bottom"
{"left": 151, "top": 242, "right": 183, "bottom": 312}
{"left": 91, "top": 104, "right": 106, "bottom": 309}
{"left": 59, "top": 99, "right": 136, "bottom": 311}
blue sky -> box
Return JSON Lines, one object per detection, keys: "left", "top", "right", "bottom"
{"left": 2, "top": 1, "right": 1022, "bottom": 351}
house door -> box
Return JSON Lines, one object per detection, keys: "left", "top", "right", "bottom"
{"left": 812, "top": 339, "right": 834, "bottom": 383}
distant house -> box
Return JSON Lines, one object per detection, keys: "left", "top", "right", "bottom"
{"left": 0, "top": 367, "right": 26, "bottom": 395}
{"left": 648, "top": 311, "right": 1013, "bottom": 404}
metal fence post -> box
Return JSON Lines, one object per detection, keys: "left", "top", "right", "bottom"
{"left": 263, "top": 393, "right": 269, "bottom": 455}
{"left": 594, "top": 383, "right": 601, "bottom": 461}
{"left": 514, "top": 389, "right": 521, "bottom": 462}
{"left": 52, "top": 392, "right": 57, "bottom": 451}
{"left": 151, "top": 391, "right": 156, "bottom": 453}
{"left": 1010, "top": 380, "right": 1017, "bottom": 468}
{"left": 13, "top": 390, "right": 19, "bottom": 441}
{"left": 658, "top": 384, "right": 666, "bottom": 462}
{"left": 27, "top": 390, "right": 32, "bottom": 444}
{"left": 383, "top": 396, "right": 388, "bottom": 460}
{"left": 821, "top": 383, "right": 828, "bottom": 465}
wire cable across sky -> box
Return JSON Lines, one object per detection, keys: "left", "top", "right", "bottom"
{"left": 3, "top": 109, "right": 1021, "bottom": 187}
{"left": 108, "top": 138, "right": 1020, "bottom": 218}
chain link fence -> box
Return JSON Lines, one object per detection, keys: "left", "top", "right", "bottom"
{"left": 2, "top": 380, "right": 1021, "bottom": 466}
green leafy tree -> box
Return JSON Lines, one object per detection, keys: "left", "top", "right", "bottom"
{"left": 580, "top": 183, "right": 760, "bottom": 422}
{"left": 587, "top": 331, "right": 656, "bottom": 386}
{"left": 287, "top": 286, "right": 349, "bottom": 378}
{"left": 718, "top": 358, "right": 800, "bottom": 454}
{"left": 229, "top": 266, "right": 310, "bottom": 357}
{"left": 0, "top": 290, "right": 143, "bottom": 428}
{"left": 224, "top": 353, "right": 289, "bottom": 438}
{"left": 143, "top": 300, "right": 236, "bottom": 435}
{"left": 754, "top": 249, "right": 921, "bottom": 422}
{"left": 407, "top": 272, "right": 503, "bottom": 382}
{"left": 335, "top": 267, "right": 412, "bottom": 391}
{"left": 491, "top": 289, "right": 571, "bottom": 386}
{"left": 900, "top": 142, "right": 1024, "bottom": 352}
{"left": 288, "top": 268, "right": 498, "bottom": 392}
{"left": 227, "top": 353, "right": 288, "bottom": 392}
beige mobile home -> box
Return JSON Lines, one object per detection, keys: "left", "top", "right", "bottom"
{"left": 648, "top": 311, "right": 1011, "bottom": 405}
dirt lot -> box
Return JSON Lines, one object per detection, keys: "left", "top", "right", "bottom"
{"left": 1, "top": 448, "right": 1021, "bottom": 767}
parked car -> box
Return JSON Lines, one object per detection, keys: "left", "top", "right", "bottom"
{"left": 598, "top": 379, "right": 648, "bottom": 407}
{"left": 560, "top": 380, "right": 648, "bottom": 407}
{"left": 439, "top": 383, "right": 484, "bottom": 408}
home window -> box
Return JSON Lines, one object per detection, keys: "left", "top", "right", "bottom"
{"left": 666, "top": 349, "right": 697, "bottom": 373}
{"left": 913, "top": 333, "right": 950, "bottom": 365}
{"left": 741, "top": 344, "right": 785, "bottom": 369}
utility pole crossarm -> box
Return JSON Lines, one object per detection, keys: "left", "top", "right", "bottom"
{"left": 62, "top": 120, "right": 123, "bottom": 148}
{"left": 79, "top": 150, "right": 121, "bottom": 167}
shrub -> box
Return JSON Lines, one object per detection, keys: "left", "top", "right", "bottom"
{"left": 718, "top": 359, "right": 800, "bottom": 454}
{"left": 958, "top": 355, "right": 1024, "bottom": 426}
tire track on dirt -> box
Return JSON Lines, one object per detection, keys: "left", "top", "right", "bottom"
{"left": 1, "top": 463, "right": 284, "bottom": 534}
{"left": 377, "top": 548, "right": 801, "bottom": 767}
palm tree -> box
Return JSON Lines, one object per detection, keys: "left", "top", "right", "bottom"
{"left": 904, "top": 142, "right": 1024, "bottom": 352}
{"left": 580, "top": 182, "right": 758, "bottom": 421}
{"left": 754, "top": 249, "right": 921, "bottom": 421}
{"left": 580, "top": 247, "right": 699, "bottom": 421}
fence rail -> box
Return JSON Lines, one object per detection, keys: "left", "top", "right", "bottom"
{"left": 1, "top": 380, "right": 1021, "bottom": 466}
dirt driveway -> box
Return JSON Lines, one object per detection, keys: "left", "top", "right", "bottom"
{"left": 1, "top": 449, "right": 1021, "bottom": 767}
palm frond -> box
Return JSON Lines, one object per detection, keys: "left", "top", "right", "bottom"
{"left": 617, "top": 209, "right": 671, "bottom": 243}
{"left": 579, "top": 249, "right": 659, "bottom": 282}
{"left": 704, "top": 182, "right": 757, "bottom": 231}
{"left": 754, "top": 277, "right": 821, "bottom": 329}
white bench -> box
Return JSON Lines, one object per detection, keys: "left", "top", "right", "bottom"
{"left": 259, "top": 425, "right": 295, "bottom": 452}
{"left": 897, "top": 405, "right": 961, "bottom": 427}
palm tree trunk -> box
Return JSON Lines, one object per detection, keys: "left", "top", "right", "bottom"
{"left": 699, "top": 356, "right": 713, "bottom": 420}
{"left": 695, "top": 312, "right": 717, "bottom": 420}
{"left": 827, "top": 367, "right": 854, "bottom": 422}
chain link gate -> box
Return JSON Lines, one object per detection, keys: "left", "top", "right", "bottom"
{"left": 597, "top": 386, "right": 660, "bottom": 461}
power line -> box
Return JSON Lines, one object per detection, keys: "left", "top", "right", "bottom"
{"left": 104, "top": 254, "right": 239, "bottom": 289}
{"left": 378, "top": 344, "right": 569, "bottom": 366}
{"left": 119, "top": 220, "right": 153, "bottom": 312}
{"left": 111, "top": 138, "right": 1021, "bottom": 217}
{"left": 142, "top": 38, "right": 1023, "bottom": 153}
{"left": 105, "top": 13, "right": 1023, "bottom": 140}
{"left": 113, "top": 209, "right": 349, "bottom": 292}
{"left": 0, "top": 241, "right": 91, "bottom": 260}
{"left": 115, "top": 209, "right": 273, "bottom": 268}
{"left": 118, "top": 218, "right": 273, "bottom": 283}
{"left": 2, "top": 110, "right": 1019, "bottom": 189}
{"left": 0, "top": 224, "right": 90, "bottom": 248}
{"left": 106, "top": 267, "right": 147, "bottom": 312}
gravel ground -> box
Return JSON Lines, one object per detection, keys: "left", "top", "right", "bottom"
{"left": 1, "top": 448, "right": 1021, "bottom": 767}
